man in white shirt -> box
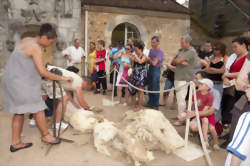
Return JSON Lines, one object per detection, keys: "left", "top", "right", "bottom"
{"left": 62, "top": 39, "right": 85, "bottom": 76}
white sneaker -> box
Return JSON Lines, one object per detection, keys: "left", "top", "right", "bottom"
{"left": 113, "top": 101, "right": 120, "bottom": 105}
{"left": 173, "top": 121, "right": 185, "bottom": 126}
{"left": 55, "top": 122, "right": 69, "bottom": 130}
{"left": 123, "top": 103, "right": 127, "bottom": 106}
{"left": 29, "top": 119, "right": 36, "bottom": 127}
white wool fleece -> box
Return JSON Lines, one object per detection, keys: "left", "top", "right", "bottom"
{"left": 94, "top": 120, "right": 118, "bottom": 156}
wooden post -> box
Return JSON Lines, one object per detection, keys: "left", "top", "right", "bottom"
{"left": 184, "top": 82, "right": 194, "bottom": 147}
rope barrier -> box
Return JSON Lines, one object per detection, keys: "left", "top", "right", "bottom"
{"left": 115, "top": 68, "right": 190, "bottom": 94}
{"left": 87, "top": 64, "right": 213, "bottom": 166}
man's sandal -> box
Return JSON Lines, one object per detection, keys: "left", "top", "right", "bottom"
{"left": 10, "top": 142, "right": 32, "bottom": 152}
{"left": 41, "top": 133, "right": 61, "bottom": 145}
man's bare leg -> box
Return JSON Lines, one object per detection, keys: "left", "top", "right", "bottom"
{"left": 190, "top": 118, "right": 198, "bottom": 132}
{"left": 202, "top": 118, "right": 209, "bottom": 147}
{"left": 11, "top": 114, "right": 30, "bottom": 148}
{"left": 125, "top": 87, "right": 129, "bottom": 104}
{"left": 161, "top": 94, "right": 168, "bottom": 106}
{"left": 117, "top": 86, "right": 122, "bottom": 103}
{"left": 56, "top": 100, "right": 63, "bottom": 123}
{"left": 34, "top": 110, "right": 57, "bottom": 142}
{"left": 137, "top": 91, "right": 144, "bottom": 110}
{"left": 56, "top": 96, "right": 68, "bottom": 123}
{"left": 131, "top": 94, "right": 136, "bottom": 110}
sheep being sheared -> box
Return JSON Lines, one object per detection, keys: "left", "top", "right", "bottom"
{"left": 69, "top": 110, "right": 98, "bottom": 133}
{"left": 64, "top": 102, "right": 103, "bottom": 133}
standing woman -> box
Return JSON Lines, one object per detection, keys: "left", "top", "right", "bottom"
{"left": 129, "top": 40, "right": 148, "bottom": 111}
{"left": 2, "top": 24, "right": 72, "bottom": 152}
{"left": 221, "top": 37, "right": 248, "bottom": 128}
{"left": 114, "top": 44, "right": 132, "bottom": 105}
{"left": 88, "top": 41, "right": 96, "bottom": 76}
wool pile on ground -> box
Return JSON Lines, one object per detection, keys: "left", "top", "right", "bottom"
{"left": 93, "top": 109, "right": 185, "bottom": 166}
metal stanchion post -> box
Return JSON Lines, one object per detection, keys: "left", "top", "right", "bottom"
{"left": 111, "top": 66, "right": 116, "bottom": 105}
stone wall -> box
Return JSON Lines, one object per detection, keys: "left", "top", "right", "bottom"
{"left": 190, "top": 22, "right": 250, "bottom": 55}
{"left": 0, "top": 0, "right": 82, "bottom": 76}
{"left": 0, "top": 0, "right": 10, "bottom": 77}
{"left": 82, "top": 8, "right": 189, "bottom": 61}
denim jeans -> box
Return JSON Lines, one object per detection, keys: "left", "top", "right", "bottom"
{"left": 147, "top": 66, "right": 161, "bottom": 108}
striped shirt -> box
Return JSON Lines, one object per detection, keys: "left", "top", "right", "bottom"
{"left": 225, "top": 112, "right": 250, "bottom": 166}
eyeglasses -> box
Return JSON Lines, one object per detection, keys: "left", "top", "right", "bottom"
{"left": 125, "top": 48, "right": 131, "bottom": 50}
{"left": 214, "top": 48, "right": 220, "bottom": 51}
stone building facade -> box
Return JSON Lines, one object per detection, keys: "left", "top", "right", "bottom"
{"left": 0, "top": 0, "right": 190, "bottom": 77}
{"left": 82, "top": 0, "right": 190, "bottom": 61}
{"left": 0, "top": 0, "right": 82, "bottom": 76}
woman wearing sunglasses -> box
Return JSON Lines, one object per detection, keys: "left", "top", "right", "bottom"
{"left": 113, "top": 44, "right": 132, "bottom": 105}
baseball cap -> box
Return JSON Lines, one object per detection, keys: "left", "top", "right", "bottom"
{"left": 198, "top": 78, "right": 214, "bottom": 89}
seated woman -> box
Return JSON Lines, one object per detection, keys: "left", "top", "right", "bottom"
{"left": 129, "top": 40, "right": 148, "bottom": 111}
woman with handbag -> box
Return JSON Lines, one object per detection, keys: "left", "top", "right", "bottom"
{"left": 160, "top": 57, "right": 177, "bottom": 107}
{"left": 114, "top": 44, "right": 132, "bottom": 105}
{"left": 221, "top": 37, "right": 248, "bottom": 128}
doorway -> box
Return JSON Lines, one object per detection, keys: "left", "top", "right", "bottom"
{"left": 111, "top": 22, "right": 140, "bottom": 46}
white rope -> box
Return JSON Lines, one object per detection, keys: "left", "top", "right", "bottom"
{"left": 192, "top": 85, "right": 213, "bottom": 166}
{"left": 116, "top": 68, "right": 190, "bottom": 94}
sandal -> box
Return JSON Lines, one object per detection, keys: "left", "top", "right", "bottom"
{"left": 10, "top": 142, "right": 32, "bottom": 152}
{"left": 41, "top": 133, "right": 61, "bottom": 145}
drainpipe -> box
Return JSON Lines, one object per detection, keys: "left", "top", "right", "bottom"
{"left": 124, "top": 23, "right": 128, "bottom": 45}
{"left": 84, "top": 7, "right": 88, "bottom": 76}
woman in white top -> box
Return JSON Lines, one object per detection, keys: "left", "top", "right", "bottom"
{"left": 113, "top": 44, "right": 132, "bottom": 105}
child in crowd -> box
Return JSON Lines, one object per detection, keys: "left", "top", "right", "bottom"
{"left": 95, "top": 40, "right": 107, "bottom": 95}
{"left": 186, "top": 78, "right": 219, "bottom": 150}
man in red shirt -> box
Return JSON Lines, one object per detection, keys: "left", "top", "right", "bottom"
{"left": 95, "top": 40, "right": 107, "bottom": 95}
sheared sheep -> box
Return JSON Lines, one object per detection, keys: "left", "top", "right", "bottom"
{"left": 123, "top": 109, "right": 185, "bottom": 153}
{"left": 93, "top": 109, "right": 184, "bottom": 166}
{"left": 93, "top": 120, "right": 118, "bottom": 156}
